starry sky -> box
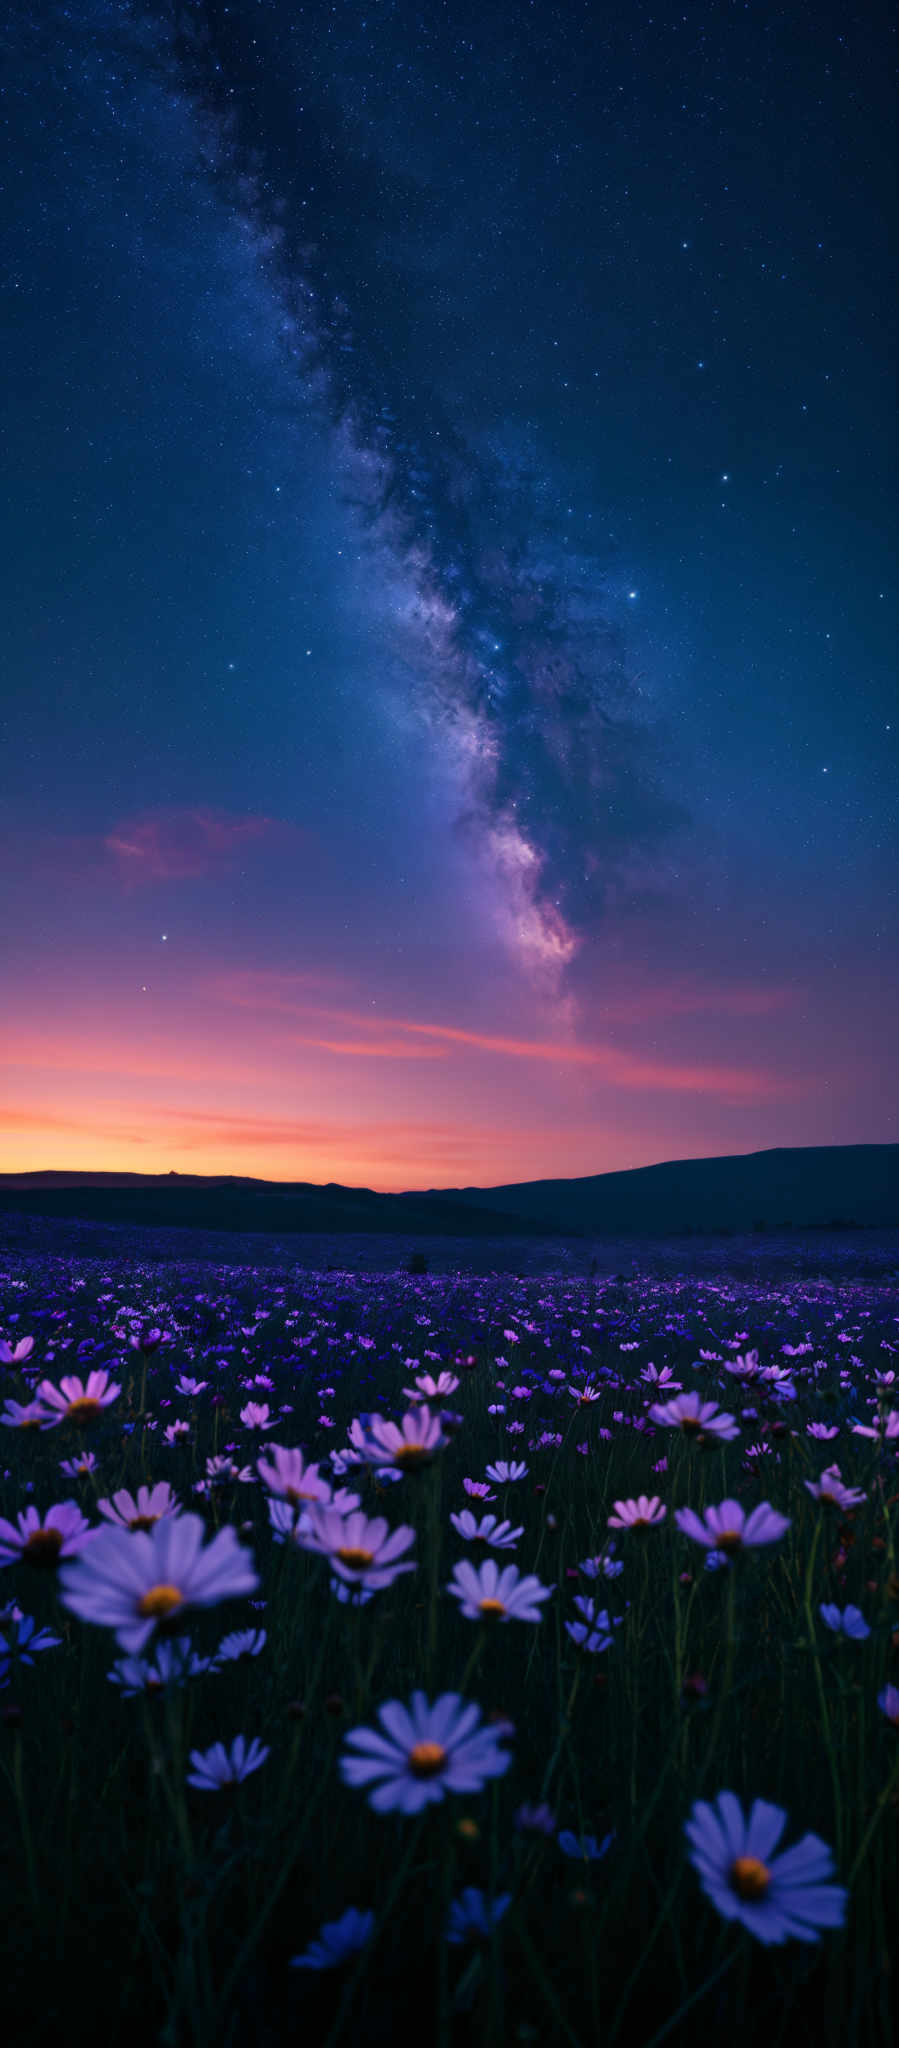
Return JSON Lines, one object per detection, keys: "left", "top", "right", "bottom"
{"left": 2, "top": 0, "right": 896, "bottom": 1191}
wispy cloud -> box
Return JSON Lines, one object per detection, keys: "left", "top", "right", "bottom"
{"left": 103, "top": 806, "right": 306, "bottom": 884}
{"left": 211, "top": 968, "right": 804, "bottom": 1100}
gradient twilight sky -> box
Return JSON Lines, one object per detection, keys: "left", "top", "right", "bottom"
{"left": 2, "top": 0, "right": 897, "bottom": 1191}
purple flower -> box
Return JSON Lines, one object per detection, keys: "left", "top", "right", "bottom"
{"left": 59, "top": 1512, "right": 259, "bottom": 1652}
{"left": 0, "top": 1336, "right": 35, "bottom": 1365}
{"left": 0, "top": 1612, "right": 62, "bottom": 1684}
{"left": 819, "top": 1604, "right": 870, "bottom": 1641}
{"left": 607, "top": 1496, "right": 666, "bottom": 1530}
{"left": 35, "top": 1370, "right": 121, "bottom": 1427}
{"left": 565, "top": 1597, "right": 618, "bottom": 1654}
{"left": 804, "top": 1465, "right": 867, "bottom": 1510}
{"left": 0, "top": 1501, "right": 97, "bottom": 1569}
{"left": 445, "top": 1888, "right": 512, "bottom": 1943}
{"left": 558, "top": 1828, "right": 615, "bottom": 1862}
{"left": 97, "top": 1483, "right": 181, "bottom": 1533}
{"left": 449, "top": 1511, "right": 523, "bottom": 1550}
{"left": 296, "top": 1505, "right": 417, "bottom": 1591}
{"left": 674, "top": 1500, "right": 790, "bottom": 1555}
{"left": 515, "top": 1801, "right": 556, "bottom": 1834}
{"left": 648, "top": 1392, "right": 740, "bottom": 1442}
{"left": 290, "top": 1907, "right": 375, "bottom": 1971}
{"left": 1, "top": 1399, "right": 57, "bottom": 1433}
{"left": 446, "top": 1558, "right": 553, "bottom": 1623}
{"left": 340, "top": 1691, "right": 512, "bottom": 1814}
{"left": 214, "top": 1628, "right": 267, "bottom": 1664}
{"left": 685, "top": 1792, "right": 847, "bottom": 1944}
{"left": 852, "top": 1410, "right": 899, "bottom": 1443}
{"left": 349, "top": 1405, "right": 446, "bottom": 1472}
{"left": 186, "top": 1735, "right": 269, "bottom": 1789}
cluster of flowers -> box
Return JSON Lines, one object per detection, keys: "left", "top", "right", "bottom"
{"left": 2, "top": 1259, "right": 896, "bottom": 1998}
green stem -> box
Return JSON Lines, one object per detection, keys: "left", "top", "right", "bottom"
{"left": 639, "top": 1945, "right": 739, "bottom": 2048}
{"left": 11, "top": 1735, "right": 39, "bottom": 1915}
{"left": 322, "top": 1820, "right": 427, "bottom": 2048}
{"left": 847, "top": 1748, "right": 899, "bottom": 1885}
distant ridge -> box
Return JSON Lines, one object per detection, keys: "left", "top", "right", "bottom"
{"left": 0, "top": 1171, "right": 558, "bottom": 1239}
{"left": 405, "top": 1144, "right": 899, "bottom": 1235}
{"left": 0, "top": 1145, "right": 897, "bottom": 1238}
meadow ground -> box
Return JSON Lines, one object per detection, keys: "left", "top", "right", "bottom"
{"left": 1, "top": 1225, "right": 898, "bottom": 2046}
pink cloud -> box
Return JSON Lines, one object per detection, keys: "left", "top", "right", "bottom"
{"left": 103, "top": 807, "right": 307, "bottom": 884}
{"left": 211, "top": 971, "right": 804, "bottom": 1101}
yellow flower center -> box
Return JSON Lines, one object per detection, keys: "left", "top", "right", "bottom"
{"left": 680, "top": 1417, "right": 701, "bottom": 1434}
{"left": 128, "top": 1514, "right": 160, "bottom": 1532}
{"left": 479, "top": 1598, "right": 507, "bottom": 1617}
{"left": 394, "top": 1443, "right": 430, "bottom": 1468}
{"left": 336, "top": 1546, "right": 375, "bottom": 1569}
{"left": 729, "top": 1856, "right": 771, "bottom": 1900}
{"left": 716, "top": 1530, "right": 744, "bottom": 1553}
{"left": 137, "top": 1583, "right": 185, "bottom": 1619}
{"left": 24, "top": 1528, "right": 64, "bottom": 1566}
{"left": 631, "top": 1517, "right": 649, "bottom": 1528}
{"left": 408, "top": 1740, "right": 447, "bottom": 1777}
{"left": 66, "top": 1397, "right": 102, "bottom": 1425}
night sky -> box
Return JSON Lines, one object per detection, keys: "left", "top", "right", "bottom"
{"left": 3, "top": 0, "right": 896, "bottom": 1190}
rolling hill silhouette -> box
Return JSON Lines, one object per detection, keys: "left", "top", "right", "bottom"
{"left": 0, "top": 1145, "right": 897, "bottom": 1238}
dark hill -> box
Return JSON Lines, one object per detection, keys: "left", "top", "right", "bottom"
{"left": 0, "top": 1172, "right": 560, "bottom": 1239}
{"left": 404, "top": 1144, "right": 899, "bottom": 1235}
{"left": 1, "top": 1146, "right": 896, "bottom": 1240}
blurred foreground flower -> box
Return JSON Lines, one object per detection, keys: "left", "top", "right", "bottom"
{"left": 97, "top": 1483, "right": 181, "bottom": 1533}
{"left": 59, "top": 1512, "right": 259, "bottom": 1652}
{"left": 1, "top": 1399, "right": 57, "bottom": 1433}
{"left": 0, "top": 1501, "right": 96, "bottom": 1570}
{"left": 674, "top": 1500, "right": 790, "bottom": 1555}
{"left": 685, "top": 1791, "right": 847, "bottom": 1944}
{"left": 0, "top": 1336, "right": 35, "bottom": 1365}
{"left": 804, "top": 1465, "right": 867, "bottom": 1510}
{"left": 35, "top": 1371, "right": 121, "bottom": 1427}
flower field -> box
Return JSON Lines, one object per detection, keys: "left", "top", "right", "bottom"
{"left": 1, "top": 1243, "right": 898, "bottom": 2046}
